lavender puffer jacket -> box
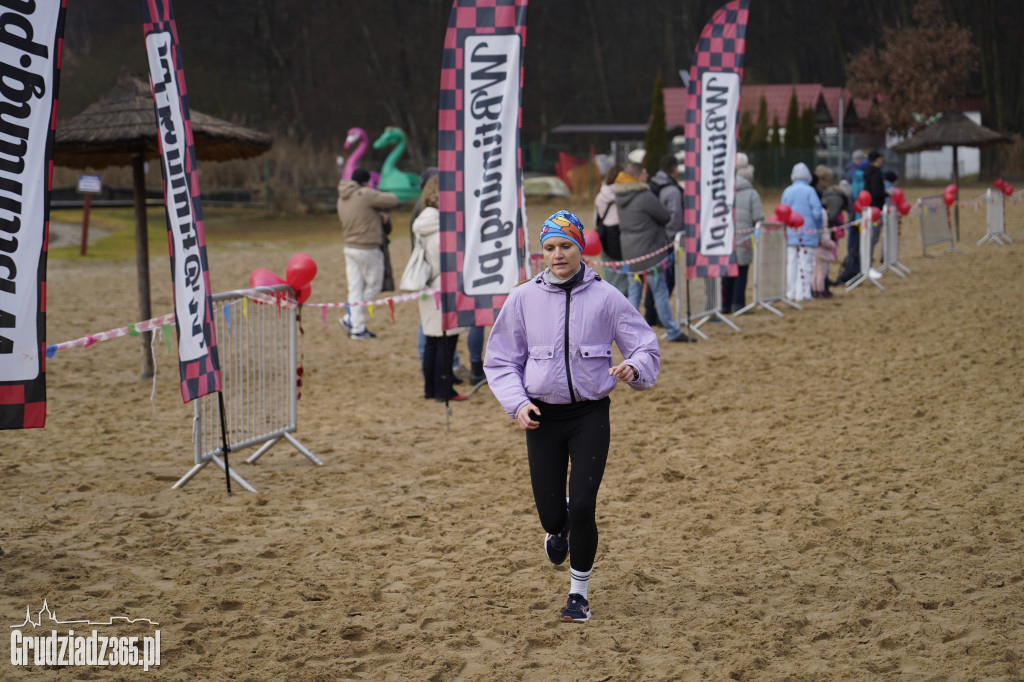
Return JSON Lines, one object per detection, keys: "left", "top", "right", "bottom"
{"left": 484, "top": 265, "right": 661, "bottom": 420}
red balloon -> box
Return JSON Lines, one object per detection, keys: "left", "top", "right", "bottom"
{"left": 286, "top": 252, "right": 318, "bottom": 290}
{"left": 1004, "top": 184, "right": 1014, "bottom": 196}
{"left": 889, "top": 187, "right": 904, "bottom": 204}
{"left": 774, "top": 204, "right": 791, "bottom": 224}
{"left": 788, "top": 213, "right": 804, "bottom": 228}
{"left": 295, "top": 284, "right": 312, "bottom": 304}
{"left": 581, "top": 229, "right": 602, "bottom": 256}
{"left": 898, "top": 201, "right": 912, "bottom": 216}
{"left": 994, "top": 177, "right": 1006, "bottom": 189}
{"left": 857, "top": 190, "right": 872, "bottom": 207}
{"left": 870, "top": 206, "right": 881, "bottom": 223}
{"left": 250, "top": 268, "right": 285, "bottom": 288}
{"left": 852, "top": 200, "right": 863, "bottom": 214}
{"left": 943, "top": 184, "right": 957, "bottom": 203}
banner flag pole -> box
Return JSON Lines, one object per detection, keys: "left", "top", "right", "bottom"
{"left": 682, "top": 0, "right": 750, "bottom": 282}
{"left": 437, "top": 0, "right": 530, "bottom": 334}
{"left": 140, "top": 0, "right": 222, "bottom": 404}
{"left": 217, "top": 391, "right": 232, "bottom": 494}
{"left": 0, "top": 2, "right": 68, "bottom": 430}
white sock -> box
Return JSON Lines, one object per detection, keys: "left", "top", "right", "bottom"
{"left": 570, "top": 567, "right": 592, "bottom": 599}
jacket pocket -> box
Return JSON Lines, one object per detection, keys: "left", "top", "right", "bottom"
{"left": 578, "top": 343, "right": 613, "bottom": 360}
{"left": 529, "top": 345, "right": 555, "bottom": 360}
{"left": 524, "top": 345, "right": 557, "bottom": 393}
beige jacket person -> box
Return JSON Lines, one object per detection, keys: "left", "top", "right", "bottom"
{"left": 336, "top": 179, "right": 398, "bottom": 249}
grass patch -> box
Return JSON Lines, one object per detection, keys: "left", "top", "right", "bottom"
{"left": 48, "top": 205, "right": 417, "bottom": 261}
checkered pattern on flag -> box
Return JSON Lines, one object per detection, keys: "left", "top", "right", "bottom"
{"left": 0, "top": 2, "right": 67, "bottom": 430}
{"left": 438, "top": 0, "right": 528, "bottom": 331}
{"left": 682, "top": 0, "right": 750, "bottom": 279}
{"left": 141, "top": 0, "right": 221, "bottom": 402}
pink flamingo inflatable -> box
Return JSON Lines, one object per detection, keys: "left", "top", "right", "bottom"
{"left": 340, "top": 127, "right": 380, "bottom": 188}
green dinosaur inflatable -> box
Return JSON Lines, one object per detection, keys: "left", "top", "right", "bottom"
{"left": 372, "top": 127, "right": 421, "bottom": 203}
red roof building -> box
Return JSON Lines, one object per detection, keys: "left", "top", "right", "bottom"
{"left": 664, "top": 83, "right": 878, "bottom": 131}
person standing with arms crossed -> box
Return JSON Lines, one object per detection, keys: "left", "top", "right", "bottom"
{"left": 484, "top": 210, "right": 661, "bottom": 623}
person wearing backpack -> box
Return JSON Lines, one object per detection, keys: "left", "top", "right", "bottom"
{"left": 614, "top": 162, "right": 693, "bottom": 343}
{"left": 592, "top": 164, "right": 629, "bottom": 296}
{"left": 644, "top": 154, "right": 684, "bottom": 327}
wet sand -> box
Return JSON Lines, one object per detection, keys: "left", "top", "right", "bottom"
{"left": 2, "top": 189, "right": 1023, "bottom": 680}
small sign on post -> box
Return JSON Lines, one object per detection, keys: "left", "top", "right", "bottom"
{"left": 77, "top": 174, "right": 102, "bottom": 255}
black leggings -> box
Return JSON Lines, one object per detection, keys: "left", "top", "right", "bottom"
{"left": 525, "top": 397, "right": 610, "bottom": 572}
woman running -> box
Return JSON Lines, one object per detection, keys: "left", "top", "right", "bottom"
{"left": 484, "top": 210, "right": 661, "bottom": 622}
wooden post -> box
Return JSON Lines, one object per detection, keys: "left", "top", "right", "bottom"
{"left": 952, "top": 145, "right": 961, "bottom": 241}
{"left": 133, "top": 153, "right": 154, "bottom": 379}
{"left": 79, "top": 193, "right": 91, "bottom": 256}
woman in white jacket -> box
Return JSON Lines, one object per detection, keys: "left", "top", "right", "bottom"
{"left": 411, "top": 175, "right": 468, "bottom": 401}
{"left": 592, "top": 164, "right": 628, "bottom": 296}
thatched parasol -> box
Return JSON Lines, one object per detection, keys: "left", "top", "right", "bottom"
{"left": 890, "top": 110, "right": 1011, "bottom": 239}
{"left": 54, "top": 72, "right": 272, "bottom": 378}
{"left": 54, "top": 72, "right": 271, "bottom": 168}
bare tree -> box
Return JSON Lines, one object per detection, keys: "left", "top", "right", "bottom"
{"left": 846, "top": 0, "right": 979, "bottom": 134}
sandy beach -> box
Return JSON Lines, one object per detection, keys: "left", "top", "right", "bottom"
{"left": 2, "top": 189, "right": 1023, "bottom": 680}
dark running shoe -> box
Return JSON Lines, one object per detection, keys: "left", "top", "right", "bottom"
{"left": 560, "top": 594, "right": 591, "bottom": 623}
{"left": 544, "top": 531, "right": 569, "bottom": 565}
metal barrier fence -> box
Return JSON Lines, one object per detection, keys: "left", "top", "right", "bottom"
{"left": 979, "top": 188, "right": 1012, "bottom": 246}
{"left": 846, "top": 212, "right": 884, "bottom": 292}
{"left": 919, "top": 194, "right": 958, "bottom": 256}
{"left": 671, "top": 236, "right": 739, "bottom": 339}
{"left": 734, "top": 221, "right": 801, "bottom": 317}
{"left": 879, "top": 205, "right": 910, "bottom": 279}
{"left": 173, "top": 284, "right": 321, "bottom": 492}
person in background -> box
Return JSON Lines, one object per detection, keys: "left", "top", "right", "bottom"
{"left": 613, "top": 162, "right": 694, "bottom": 343}
{"left": 409, "top": 166, "right": 439, "bottom": 249}
{"left": 864, "top": 150, "right": 887, "bottom": 279}
{"left": 645, "top": 154, "right": 684, "bottom": 326}
{"left": 411, "top": 166, "right": 484, "bottom": 385}
{"left": 337, "top": 167, "right": 398, "bottom": 339}
{"left": 780, "top": 162, "right": 821, "bottom": 303}
{"left": 592, "top": 164, "right": 629, "bottom": 297}
{"left": 412, "top": 175, "right": 468, "bottom": 401}
{"left": 837, "top": 154, "right": 869, "bottom": 284}
{"left": 844, "top": 149, "right": 866, "bottom": 185}
{"left": 813, "top": 165, "right": 843, "bottom": 298}
{"left": 883, "top": 170, "right": 899, "bottom": 200}
{"left": 723, "top": 153, "right": 763, "bottom": 313}
{"left": 483, "top": 209, "right": 661, "bottom": 623}
{"left": 835, "top": 178, "right": 855, "bottom": 283}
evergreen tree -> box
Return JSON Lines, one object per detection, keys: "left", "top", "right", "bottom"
{"left": 800, "top": 107, "right": 818, "bottom": 148}
{"left": 784, "top": 90, "right": 800, "bottom": 149}
{"left": 739, "top": 110, "right": 755, "bottom": 151}
{"left": 752, "top": 96, "right": 769, "bottom": 151}
{"left": 643, "top": 68, "right": 668, "bottom": 177}
{"left": 768, "top": 116, "right": 782, "bottom": 150}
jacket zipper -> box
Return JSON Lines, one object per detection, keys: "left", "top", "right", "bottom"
{"left": 563, "top": 288, "right": 576, "bottom": 403}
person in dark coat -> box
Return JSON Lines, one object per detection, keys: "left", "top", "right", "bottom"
{"left": 864, "top": 150, "right": 887, "bottom": 277}
{"left": 612, "top": 162, "right": 693, "bottom": 343}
